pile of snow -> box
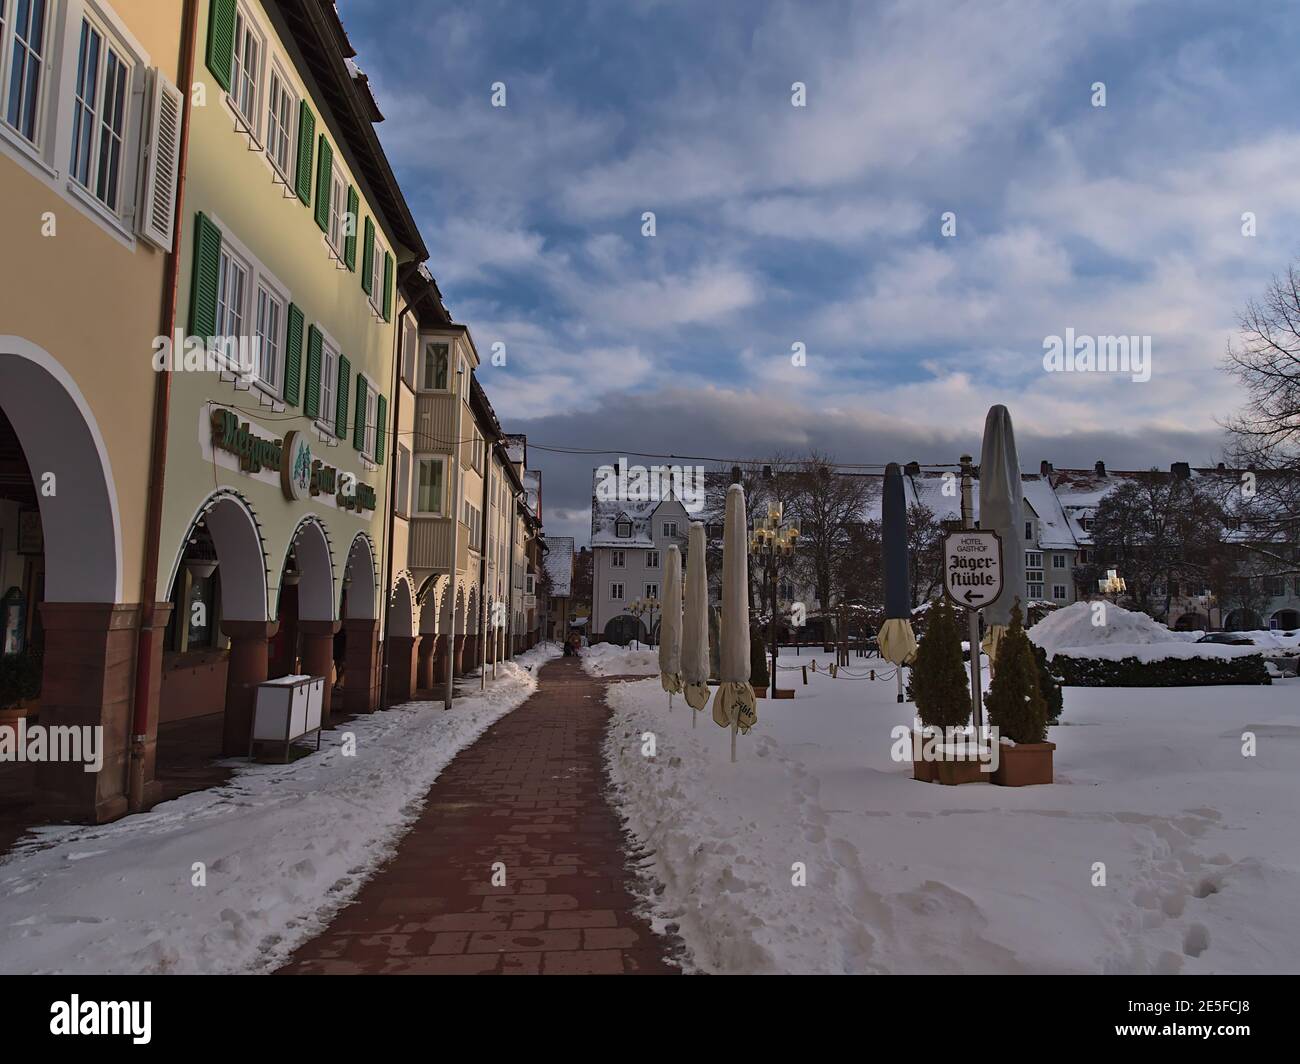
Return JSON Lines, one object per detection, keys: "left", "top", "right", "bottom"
{"left": 580, "top": 641, "right": 659, "bottom": 676}
{"left": 0, "top": 643, "right": 559, "bottom": 975}
{"left": 604, "top": 664, "right": 1300, "bottom": 974}
{"left": 1025, "top": 602, "right": 1267, "bottom": 663}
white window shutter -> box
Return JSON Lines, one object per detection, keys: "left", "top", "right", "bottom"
{"left": 137, "top": 67, "right": 184, "bottom": 250}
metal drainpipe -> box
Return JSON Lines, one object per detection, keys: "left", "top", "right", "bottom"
{"left": 477, "top": 437, "right": 491, "bottom": 689}
{"left": 127, "top": 0, "right": 198, "bottom": 812}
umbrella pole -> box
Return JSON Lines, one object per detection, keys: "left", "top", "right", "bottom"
{"left": 730, "top": 717, "right": 738, "bottom": 762}
{"left": 896, "top": 668, "right": 904, "bottom": 703}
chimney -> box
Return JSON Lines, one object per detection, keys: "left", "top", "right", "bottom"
{"left": 1094, "top": 460, "right": 1106, "bottom": 476}
{"left": 904, "top": 461, "right": 921, "bottom": 475}
{"left": 1040, "top": 460, "right": 1054, "bottom": 477}
{"left": 1216, "top": 462, "right": 1226, "bottom": 471}
{"left": 1171, "top": 461, "right": 1191, "bottom": 479}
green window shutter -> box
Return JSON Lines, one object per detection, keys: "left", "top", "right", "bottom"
{"left": 375, "top": 394, "right": 387, "bottom": 464}
{"left": 344, "top": 186, "right": 358, "bottom": 270}
{"left": 361, "top": 216, "right": 375, "bottom": 295}
{"left": 283, "top": 304, "right": 304, "bottom": 406}
{"left": 205, "top": 0, "right": 236, "bottom": 94}
{"left": 188, "top": 212, "right": 222, "bottom": 338}
{"left": 353, "top": 374, "right": 367, "bottom": 450}
{"left": 335, "top": 355, "right": 351, "bottom": 438}
{"left": 295, "top": 101, "right": 316, "bottom": 206}
{"left": 304, "top": 325, "right": 322, "bottom": 419}
{"left": 382, "top": 252, "right": 394, "bottom": 322}
{"left": 314, "top": 135, "right": 333, "bottom": 232}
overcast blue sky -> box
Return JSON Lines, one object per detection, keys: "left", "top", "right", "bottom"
{"left": 339, "top": 0, "right": 1300, "bottom": 542}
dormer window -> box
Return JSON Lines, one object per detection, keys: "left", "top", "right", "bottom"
{"left": 615, "top": 518, "right": 631, "bottom": 538}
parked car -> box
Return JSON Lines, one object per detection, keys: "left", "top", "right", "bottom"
{"left": 1196, "top": 632, "right": 1255, "bottom": 646}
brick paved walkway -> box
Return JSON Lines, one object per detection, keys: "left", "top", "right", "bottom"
{"left": 278, "top": 656, "right": 681, "bottom": 975}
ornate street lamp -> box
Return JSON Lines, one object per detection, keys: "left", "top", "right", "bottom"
{"left": 748, "top": 499, "right": 799, "bottom": 698}
{"left": 1099, "top": 568, "right": 1127, "bottom": 600}
{"left": 628, "top": 595, "right": 659, "bottom": 649}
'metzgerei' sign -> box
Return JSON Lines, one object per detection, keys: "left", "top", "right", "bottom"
{"left": 210, "top": 409, "right": 376, "bottom": 512}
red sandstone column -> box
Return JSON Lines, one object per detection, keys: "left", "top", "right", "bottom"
{"left": 34, "top": 603, "right": 142, "bottom": 823}
{"left": 129, "top": 601, "right": 174, "bottom": 812}
{"left": 221, "top": 619, "right": 278, "bottom": 757}
{"left": 416, "top": 634, "right": 436, "bottom": 690}
{"left": 386, "top": 635, "right": 417, "bottom": 704}
{"left": 343, "top": 618, "right": 381, "bottom": 713}
{"left": 452, "top": 633, "right": 466, "bottom": 676}
{"left": 299, "top": 620, "right": 340, "bottom": 725}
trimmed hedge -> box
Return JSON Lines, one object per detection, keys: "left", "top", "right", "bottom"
{"left": 1050, "top": 652, "right": 1271, "bottom": 687}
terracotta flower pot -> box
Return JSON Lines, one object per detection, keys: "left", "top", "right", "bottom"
{"left": 935, "top": 756, "right": 989, "bottom": 786}
{"left": 993, "top": 741, "right": 1056, "bottom": 786}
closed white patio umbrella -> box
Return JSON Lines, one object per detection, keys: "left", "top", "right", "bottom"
{"left": 682, "top": 522, "right": 710, "bottom": 728}
{"left": 659, "top": 544, "right": 683, "bottom": 708}
{"left": 978, "top": 404, "right": 1027, "bottom": 668}
{"left": 712, "top": 483, "right": 756, "bottom": 761}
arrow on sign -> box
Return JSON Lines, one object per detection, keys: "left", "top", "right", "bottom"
{"left": 964, "top": 589, "right": 986, "bottom": 604}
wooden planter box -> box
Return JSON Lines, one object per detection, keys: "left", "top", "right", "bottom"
{"left": 913, "top": 755, "right": 938, "bottom": 782}
{"left": 993, "top": 741, "right": 1055, "bottom": 786}
{"left": 773, "top": 688, "right": 795, "bottom": 700}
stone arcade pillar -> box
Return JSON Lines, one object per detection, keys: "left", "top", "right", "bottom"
{"left": 299, "top": 619, "right": 340, "bottom": 725}
{"left": 343, "top": 618, "right": 381, "bottom": 713}
{"left": 416, "top": 634, "right": 437, "bottom": 691}
{"left": 221, "top": 620, "right": 279, "bottom": 757}
{"left": 35, "top": 603, "right": 168, "bottom": 823}
{"left": 452, "top": 633, "right": 466, "bottom": 676}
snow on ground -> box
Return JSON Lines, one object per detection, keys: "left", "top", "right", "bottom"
{"left": 580, "top": 641, "right": 659, "bottom": 676}
{"left": 1028, "top": 602, "right": 1285, "bottom": 662}
{"left": 604, "top": 658, "right": 1300, "bottom": 974}
{"left": 0, "top": 643, "right": 560, "bottom": 975}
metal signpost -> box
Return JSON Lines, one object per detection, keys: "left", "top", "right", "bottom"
{"left": 943, "top": 471, "right": 1004, "bottom": 732}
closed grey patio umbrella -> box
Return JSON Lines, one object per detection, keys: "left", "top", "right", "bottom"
{"left": 978, "top": 404, "right": 1027, "bottom": 666}
{"left": 878, "top": 462, "right": 917, "bottom": 702}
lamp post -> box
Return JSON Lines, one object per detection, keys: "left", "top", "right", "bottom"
{"left": 629, "top": 595, "right": 659, "bottom": 648}
{"left": 748, "top": 499, "right": 799, "bottom": 699}
{"left": 1099, "top": 568, "right": 1127, "bottom": 602}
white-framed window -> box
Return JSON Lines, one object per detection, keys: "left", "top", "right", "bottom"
{"left": 525, "top": 574, "right": 535, "bottom": 595}
{"left": 1081, "top": 517, "right": 1095, "bottom": 532}
{"left": 421, "top": 342, "right": 449, "bottom": 390}
{"left": 318, "top": 338, "right": 338, "bottom": 429}
{"left": 615, "top": 518, "right": 631, "bottom": 538}
{"left": 253, "top": 279, "right": 285, "bottom": 393}
{"left": 215, "top": 243, "right": 249, "bottom": 342}
{"left": 229, "top": 2, "right": 263, "bottom": 135}
{"left": 326, "top": 160, "right": 346, "bottom": 256}
{"left": 1027, "top": 583, "right": 1044, "bottom": 599}
{"left": 470, "top": 425, "right": 484, "bottom": 473}
{"left": 415, "top": 456, "right": 446, "bottom": 515}
{"left": 68, "top": 12, "right": 131, "bottom": 213}
{"left": 265, "top": 60, "right": 295, "bottom": 180}
{"left": 1052, "top": 554, "right": 1066, "bottom": 569}
{"left": 610, "top": 582, "right": 624, "bottom": 601}
{"left": 2, "top": 0, "right": 50, "bottom": 145}
{"left": 663, "top": 522, "right": 677, "bottom": 538}
{"left": 1052, "top": 585, "right": 1067, "bottom": 601}
{"left": 369, "top": 232, "right": 387, "bottom": 314}
{"left": 611, "top": 550, "right": 625, "bottom": 568}
{"left": 646, "top": 550, "right": 659, "bottom": 568}
{"left": 363, "top": 380, "right": 378, "bottom": 458}
{"left": 463, "top": 500, "right": 482, "bottom": 547}
{"left": 645, "top": 583, "right": 658, "bottom": 599}
{"left": 1025, "top": 551, "right": 1043, "bottom": 569}
{"left": 1024, "top": 520, "right": 1033, "bottom": 541}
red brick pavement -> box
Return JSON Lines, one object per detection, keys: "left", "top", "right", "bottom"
{"left": 278, "top": 656, "right": 681, "bottom": 975}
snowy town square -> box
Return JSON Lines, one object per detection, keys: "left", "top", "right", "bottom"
{"left": 0, "top": 0, "right": 1296, "bottom": 1043}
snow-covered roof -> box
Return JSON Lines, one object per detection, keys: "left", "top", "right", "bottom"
{"left": 545, "top": 536, "right": 574, "bottom": 597}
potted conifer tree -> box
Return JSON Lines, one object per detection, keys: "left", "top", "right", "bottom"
{"left": 985, "top": 599, "right": 1055, "bottom": 785}
{"left": 909, "top": 597, "right": 977, "bottom": 783}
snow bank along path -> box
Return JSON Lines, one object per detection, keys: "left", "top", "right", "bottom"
{"left": 0, "top": 645, "right": 559, "bottom": 974}
{"left": 604, "top": 663, "right": 1300, "bottom": 974}
{"left": 580, "top": 641, "right": 659, "bottom": 676}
